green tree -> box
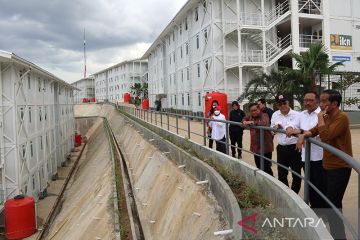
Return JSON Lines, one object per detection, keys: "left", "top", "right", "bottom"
{"left": 130, "top": 82, "right": 148, "bottom": 106}
{"left": 290, "top": 42, "right": 343, "bottom": 92}
{"left": 239, "top": 69, "right": 300, "bottom": 106}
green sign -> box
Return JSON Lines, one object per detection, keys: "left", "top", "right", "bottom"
{"left": 330, "top": 34, "right": 352, "bottom": 50}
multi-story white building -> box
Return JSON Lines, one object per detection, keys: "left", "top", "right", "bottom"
{"left": 0, "top": 50, "right": 76, "bottom": 206}
{"left": 144, "top": 0, "right": 360, "bottom": 114}
{"left": 71, "top": 76, "right": 95, "bottom": 103}
{"left": 94, "top": 59, "right": 148, "bottom": 102}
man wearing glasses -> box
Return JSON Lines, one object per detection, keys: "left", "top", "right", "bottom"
{"left": 270, "top": 95, "right": 302, "bottom": 194}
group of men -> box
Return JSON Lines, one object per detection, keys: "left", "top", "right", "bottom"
{"left": 207, "top": 90, "right": 352, "bottom": 239}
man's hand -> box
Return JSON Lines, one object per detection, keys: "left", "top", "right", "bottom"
{"left": 296, "top": 134, "right": 305, "bottom": 152}
{"left": 243, "top": 121, "right": 254, "bottom": 126}
{"left": 318, "top": 106, "right": 328, "bottom": 119}
{"left": 274, "top": 123, "right": 283, "bottom": 129}
{"left": 286, "top": 127, "right": 294, "bottom": 138}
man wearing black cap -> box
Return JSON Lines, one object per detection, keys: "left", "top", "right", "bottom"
{"left": 229, "top": 101, "right": 245, "bottom": 158}
{"left": 271, "top": 95, "right": 302, "bottom": 194}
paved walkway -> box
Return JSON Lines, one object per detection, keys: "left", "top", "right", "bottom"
{"left": 121, "top": 105, "right": 360, "bottom": 235}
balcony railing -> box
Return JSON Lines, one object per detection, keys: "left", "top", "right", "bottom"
{"left": 299, "top": 34, "right": 323, "bottom": 48}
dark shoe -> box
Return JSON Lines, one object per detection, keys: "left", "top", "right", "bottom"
{"left": 238, "top": 154, "right": 242, "bottom": 159}
{"left": 232, "top": 153, "right": 236, "bottom": 158}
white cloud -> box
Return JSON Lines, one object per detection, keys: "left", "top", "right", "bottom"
{"left": 0, "top": 0, "right": 188, "bottom": 82}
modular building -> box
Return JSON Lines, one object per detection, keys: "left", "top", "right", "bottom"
{"left": 71, "top": 76, "right": 95, "bottom": 104}
{"left": 143, "top": 0, "right": 360, "bottom": 114}
{"left": 0, "top": 50, "right": 76, "bottom": 207}
{"left": 94, "top": 59, "right": 148, "bottom": 103}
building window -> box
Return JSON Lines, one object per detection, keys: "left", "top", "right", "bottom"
{"left": 186, "top": 43, "right": 189, "bottom": 55}
{"left": 182, "top": 94, "right": 184, "bottom": 105}
{"left": 40, "top": 136, "right": 43, "bottom": 150}
{"left": 29, "top": 107, "right": 32, "bottom": 123}
{"left": 187, "top": 68, "right": 190, "bottom": 80}
{"left": 28, "top": 74, "right": 31, "bottom": 89}
{"left": 30, "top": 141, "right": 33, "bottom": 157}
{"left": 32, "top": 175, "right": 36, "bottom": 190}
{"left": 169, "top": 55, "right": 171, "bottom": 65}
{"left": 195, "top": 7, "right": 199, "bottom": 21}
{"left": 205, "top": 60, "right": 209, "bottom": 72}
{"left": 198, "top": 92, "right": 201, "bottom": 106}
{"left": 196, "top": 35, "right": 199, "bottom": 49}
{"left": 174, "top": 95, "right": 177, "bottom": 105}
{"left": 173, "top": 52, "right": 175, "bottom": 63}
{"left": 38, "top": 79, "right": 42, "bottom": 92}
{"left": 185, "top": 18, "right": 188, "bottom": 30}
{"left": 180, "top": 24, "right": 182, "bottom": 35}
{"left": 181, "top": 70, "right": 184, "bottom": 82}
{"left": 173, "top": 32, "right": 175, "bottom": 42}
{"left": 39, "top": 107, "right": 42, "bottom": 122}
{"left": 187, "top": 93, "right": 190, "bottom": 106}
{"left": 22, "top": 144, "right": 26, "bottom": 158}
{"left": 180, "top": 46, "right": 183, "bottom": 58}
{"left": 204, "top": 29, "right": 208, "bottom": 42}
{"left": 197, "top": 63, "right": 201, "bottom": 77}
{"left": 20, "top": 107, "right": 24, "bottom": 121}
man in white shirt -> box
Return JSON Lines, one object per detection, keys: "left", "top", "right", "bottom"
{"left": 271, "top": 95, "right": 302, "bottom": 194}
{"left": 286, "top": 92, "right": 325, "bottom": 208}
{"left": 208, "top": 106, "right": 226, "bottom": 154}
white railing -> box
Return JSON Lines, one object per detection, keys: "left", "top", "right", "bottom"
{"left": 241, "top": 50, "right": 264, "bottom": 63}
{"left": 299, "top": 34, "right": 323, "bottom": 48}
{"left": 298, "top": 0, "right": 322, "bottom": 14}
{"left": 266, "top": 34, "right": 292, "bottom": 61}
{"left": 239, "top": 12, "right": 262, "bottom": 26}
{"left": 265, "top": 0, "right": 290, "bottom": 25}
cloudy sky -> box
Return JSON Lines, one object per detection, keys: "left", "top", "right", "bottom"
{"left": 0, "top": 0, "right": 187, "bottom": 83}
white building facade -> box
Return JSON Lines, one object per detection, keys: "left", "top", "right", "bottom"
{"left": 144, "top": 0, "right": 360, "bottom": 114}
{"left": 0, "top": 51, "right": 75, "bottom": 207}
{"left": 94, "top": 59, "right": 148, "bottom": 102}
{"left": 71, "top": 76, "right": 95, "bottom": 103}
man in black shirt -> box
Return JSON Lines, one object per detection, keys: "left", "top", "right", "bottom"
{"left": 257, "top": 98, "right": 274, "bottom": 120}
{"left": 229, "top": 101, "right": 245, "bottom": 158}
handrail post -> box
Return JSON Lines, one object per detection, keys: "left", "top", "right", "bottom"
{"left": 202, "top": 118, "right": 206, "bottom": 146}
{"left": 187, "top": 116, "right": 191, "bottom": 139}
{"left": 260, "top": 128, "right": 265, "bottom": 171}
{"left": 160, "top": 112, "right": 163, "bottom": 128}
{"left": 176, "top": 115, "right": 179, "bottom": 134}
{"left": 167, "top": 113, "right": 170, "bottom": 130}
{"left": 225, "top": 122, "right": 229, "bottom": 155}
{"left": 304, "top": 140, "right": 311, "bottom": 204}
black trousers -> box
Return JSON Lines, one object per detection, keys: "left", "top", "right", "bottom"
{"left": 254, "top": 152, "right": 273, "bottom": 176}
{"left": 209, "top": 138, "right": 214, "bottom": 149}
{"left": 230, "top": 130, "right": 243, "bottom": 157}
{"left": 277, "top": 144, "right": 302, "bottom": 194}
{"left": 215, "top": 137, "right": 226, "bottom": 154}
{"left": 324, "top": 168, "right": 351, "bottom": 240}
{"left": 302, "top": 160, "right": 326, "bottom": 208}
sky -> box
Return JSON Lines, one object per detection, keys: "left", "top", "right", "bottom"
{"left": 0, "top": 0, "right": 188, "bottom": 83}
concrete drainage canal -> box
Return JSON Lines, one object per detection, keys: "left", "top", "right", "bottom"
{"left": 38, "top": 106, "right": 240, "bottom": 240}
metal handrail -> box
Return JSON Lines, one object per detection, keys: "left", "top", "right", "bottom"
{"left": 113, "top": 103, "right": 359, "bottom": 239}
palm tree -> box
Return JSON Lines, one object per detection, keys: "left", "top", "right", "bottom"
{"left": 290, "top": 42, "right": 343, "bottom": 92}
{"left": 239, "top": 69, "right": 300, "bottom": 106}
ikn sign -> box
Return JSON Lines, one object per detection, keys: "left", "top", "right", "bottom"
{"left": 330, "top": 34, "right": 352, "bottom": 50}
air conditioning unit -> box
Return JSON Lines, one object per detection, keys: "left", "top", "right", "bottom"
{"left": 357, "top": 57, "right": 360, "bottom": 61}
